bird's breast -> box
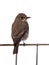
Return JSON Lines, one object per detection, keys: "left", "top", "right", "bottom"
{"left": 21, "top": 30, "right": 29, "bottom": 40}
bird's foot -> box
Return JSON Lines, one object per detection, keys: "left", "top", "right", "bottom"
{"left": 23, "top": 42, "right": 26, "bottom": 46}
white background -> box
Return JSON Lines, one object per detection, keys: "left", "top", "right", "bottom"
{"left": 0, "top": 0, "right": 49, "bottom": 65}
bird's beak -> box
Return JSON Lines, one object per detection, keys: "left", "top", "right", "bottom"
{"left": 27, "top": 17, "right": 31, "bottom": 19}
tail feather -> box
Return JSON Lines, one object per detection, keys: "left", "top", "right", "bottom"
{"left": 13, "top": 45, "right": 18, "bottom": 54}
{"left": 13, "top": 39, "right": 20, "bottom": 54}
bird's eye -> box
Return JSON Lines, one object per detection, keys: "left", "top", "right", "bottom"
{"left": 21, "top": 17, "right": 24, "bottom": 19}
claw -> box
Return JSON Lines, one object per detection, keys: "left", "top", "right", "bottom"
{"left": 23, "top": 42, "right": 26, "bottom": 46}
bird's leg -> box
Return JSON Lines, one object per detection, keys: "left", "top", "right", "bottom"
{"left": 23, "top": 41, "right": 26, "bottom": 46}
{"left": 23, "top": 41, "right": 25, "bottom": 44}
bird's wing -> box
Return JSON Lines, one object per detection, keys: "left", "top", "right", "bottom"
{"left": 12, "top": 21, "right": 29, "bottom": 39}
{"left": 12, "top": 27, "right": 28, "bottom": 39}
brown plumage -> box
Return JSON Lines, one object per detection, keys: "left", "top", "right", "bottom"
{"left": 11, "top": 13, "right": 30, "bottom": 54}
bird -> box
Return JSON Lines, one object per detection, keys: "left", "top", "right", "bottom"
{"left": 11, "top": 13, "right": 30, "bottom": 54}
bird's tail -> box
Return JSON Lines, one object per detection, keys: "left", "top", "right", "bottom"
{"left": 13, "top": 39, "right": 20, "bottom": 54}
{"left": 13, "top": 44, "right": 18, "bottom": 54}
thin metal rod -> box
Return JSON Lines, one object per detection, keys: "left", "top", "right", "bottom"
{"left": 36, "top": 44, "right": 38, "bottom": 65}
{"left": 0, "top": 43, "right": 49, "bottom": 46}
{"left": 15, "top": 54, "right": 17, "bottom": 65}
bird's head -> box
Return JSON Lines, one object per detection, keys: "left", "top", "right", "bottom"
{"left": 16, "top": 13, "right": 30, "bottom": 22}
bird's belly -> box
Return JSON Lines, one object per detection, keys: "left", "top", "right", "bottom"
{"left": 21, "top": 32, "right": 28, "bottom": 40}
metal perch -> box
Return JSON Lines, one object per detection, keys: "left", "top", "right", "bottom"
{"left": 0, "top": 43, "right": 49, "bottom": 65}
{"left": 0, "top": 43, "right": 49, "bottom": 46}
{"left": 15, "top": 54, "right": 17, "bottom": 65}
{"left": 36, "top": 44, "right": 38, "bottom": 65}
